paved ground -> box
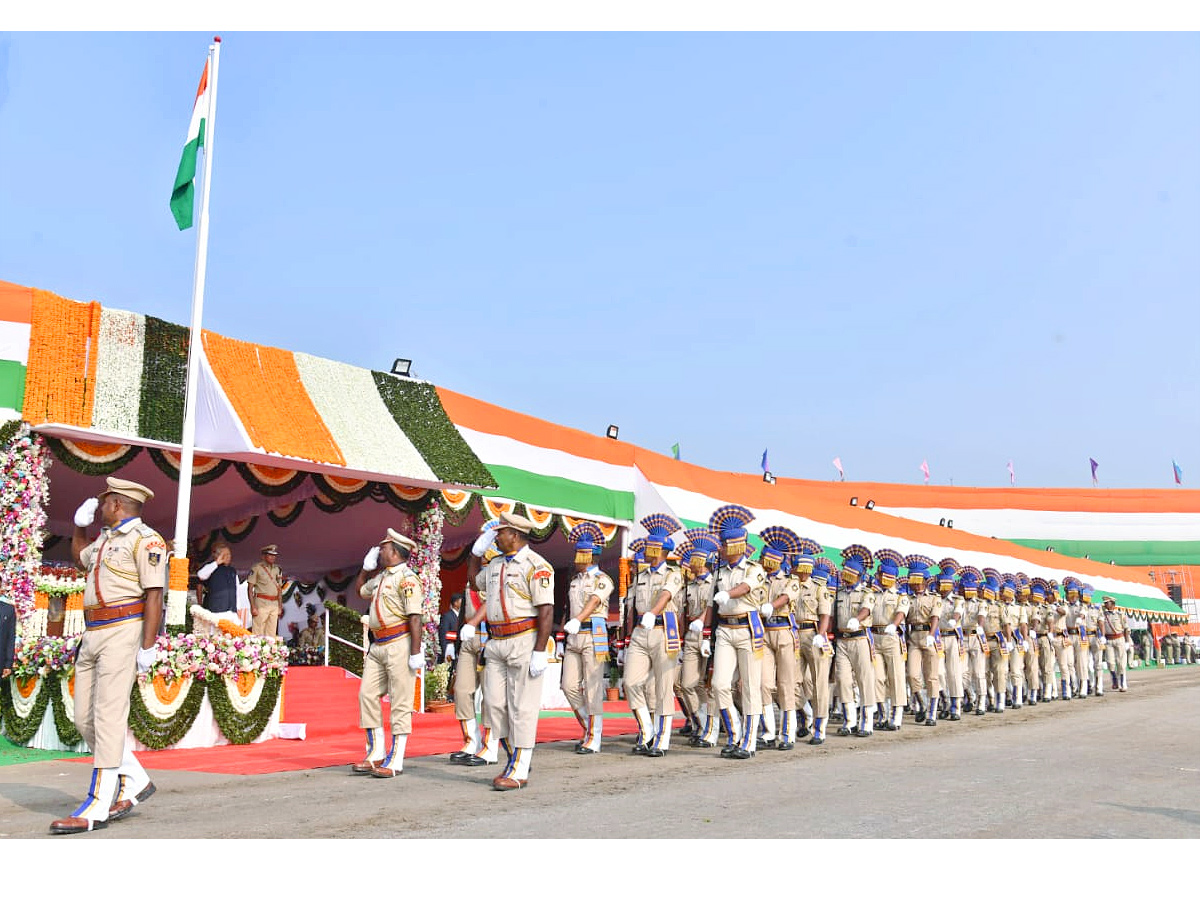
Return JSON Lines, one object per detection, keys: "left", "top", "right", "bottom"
{"left": 2, "top": 665, "right": 1198, "bottom": 838}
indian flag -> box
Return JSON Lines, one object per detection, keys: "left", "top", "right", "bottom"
{"left": 170, "top": 58, "right": 210, "bottom": 231}
{"left": 0, "top": 280, "right": 33, "bottom": 422}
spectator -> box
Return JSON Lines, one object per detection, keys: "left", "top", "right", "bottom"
{"left": 196, "top": 543, "right": 239, "bottom": 615}
{"left": 0, "top": 598, "right": 15, "bottom": 678}
{"left": 438, "top": 592, "right": 463, "bottom": 664}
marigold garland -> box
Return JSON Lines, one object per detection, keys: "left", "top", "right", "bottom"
{"left": 44, "top": 436, "right": 142, "bottom": 475}
{"left": 148, "top": 448, "right": 231, "bottom": 485}
{"left": 0, "top": 676, "right": 52, "bottom": 743}
{"left": 207, "top": 673, "right": 282, "bottom": 744}
{"left": 22, "top": 290, "right": 101, "bottom": 427}
{"left": 50, "top": 677, "right": 83, "bottom": 746}
{"left": 127, "top": 677, "right": 207, "bottom": 749}
{"left": 234, "top": 461, "right": 309, "bottom": 497}
{"left": 266, "top": 500, "right": 306, "bottom": 527}
{"left": 168, "top": 556, "right": 191, "bottom": 592}
{"left": 216, "top": 618, "right": 251, "bottom": 638}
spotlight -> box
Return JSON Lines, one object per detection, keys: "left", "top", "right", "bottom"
{"left": 946, "top": 519, "right": 953, "bottom": 529}
{"left": 606, "top": 425, "right": 619, "bottom": 440}
{"left": 849, "top": 497, "right": 858, "bottom": 507}
{"left": 1046, "top": 546, "right": 1055, "bottom": 552}
{"left": 865, "top": 500, "right": 875, "bottom": 510}
{"left": 939, "top": 518, "right": 946, "bottom": 527}
{"left": 390, "top": 358, "right": 413, "bottom": 377}
{"left": 763, "top": 471, "right": 776, "bottom": 484}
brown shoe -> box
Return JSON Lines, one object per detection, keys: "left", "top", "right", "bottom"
{"left": 492, "top": 776, "right": 527, "bottom": 791}
{"left": 351, "top": 760, "right": 379, "bottom": 775}
{"left": 49, "top": 816, "right": 107, "bottom": 835}
{"left": 109, "top": 781, "right": 156, "bottom": 822}
{"left": 371, "top": 766, "right": 402, "bottom": 778}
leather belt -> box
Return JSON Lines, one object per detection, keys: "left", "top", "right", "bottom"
{"left": 837, "top": 631, "right": 867, "bottom": 639}
{"left": 796, "top": 622, "right": 817, "bottom": 631}
{"left": 84, "top": 602, "right": 144, "bottom": 627}
{"left": 765, "top": 616, "right": 792, "bottom": 626}
{"left": 988, "top": 634, "right": 1005, "bottom": 642}
{"left": 911, "top": 624, "right": 932, "bottom": 633}
{"left": 1053, "top": 631, "right": 1065, "bottom": 637}
{"left": 487, "top": 617, "right": 538, "bottom": 639}
{"left": 372, "top": 621, "right": 410, "bottom": 643}
{"left": 718, "top": 615, "right": 749, "bottom": 627}
{"left": 256, "top": 594, "right": 281, "bottom": 601}
{"left": 870, "top": 625, "right": 891, "bottom": 634}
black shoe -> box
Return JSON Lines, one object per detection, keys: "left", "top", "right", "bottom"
{"left": 631, "top": 742, "right": 650, "bottom": 756}
{"left": 922, "top": 717, "right": 937, "bottom": 727}
{"left": 878, "top": 721, "right": 898, "bottom": 731}
{"left": 797, "top": 725, "right": 811, "bottom": 738}
{"left": 777, "top": 741, "right": 795, "bottom": 750}
{"left": 719, "top": 745, "right": 737, "bottom": 758}
{"left": 449, "top": 751, "right": 470, "bottom": 762}
{"left": 461, "top": 755, "right": 493, "bottom": 767}
{"left": 680, "top": 722, "right": 695, "bottom": 737}
{"left": 836, "top": 726, "right": 853, "bottom": 737}
{"left": 915, "top": 711, "right": 926, "bottom": 724}
{"left": 575, "top": 746, "right": 598, "bottom": 755}
{"left": 727, "top": 747, "right": 754, "bottom": 759}
{"left": 759, "top": 738, "right": 776, "bottom": 750}
{"left": 851, "top": 727, "right": 873, "bottom": 738}
{"left": 694, "top": 739, "right": 717, "bottom": 748}
{"left": 995, "top": 706, "right": 1004, "bottom": 713}
{"left": 975, "top": 707, "right": 986, "bottom": 716}
{"left": 950, "top": 712, "right": 961, "bottom": 721}
{"left": 646, "top": 747, "right": 666, "bottom": 757}
{"left": 807, "top": 735, "right": 824, "bottom": 745}
{"left": 962, "top": 698, "right": 973, "bottom": 712}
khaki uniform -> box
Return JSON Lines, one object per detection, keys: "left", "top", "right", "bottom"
{"left": 77, "top": 519, "right": 168, "bottom": 770}
{"left": 625, "top": 562, "right": 684, "bottom": 747}
{"left": 794, "top": 578, "right": 833, "bottom": 725}
{"left": 963, "top": 597, "right": 989, "bottom": 706}
{"left": 247, "top": 560, "right": 285, "bottom": 637}
{"left": 760, "top": 571, "right": 799, "bottom": 722}
{"left": 1050, "top": 606, "right": 1076, "bottom": 696}
{"left": 1100, "top": 607, "right": 1129, "bottom": 689}
{"left": 1034, "top": 605, "right": 1057, "bottom": 699}
{"left": 939, "top": 593, "right": 966, "bottom": 701}
{"left": 1007, "top": 600, "right": 1028, "bottom": 699}
{"left": 475, "top": 545, "right": 554, "bottom": 748}
{"left": 677, "top": 573, "right": 714, "bottom": 731}
{"left": 358, "top": 563, "right": 424, "bottom": 736}
{"left": 1084, "top": 605, "right": 1105, "bottom": 693}
{"left": 833, "top": 583, "right": 876, "bottom": 723}
{"left": 712, "top": 557, "right": 767, "bottom": 745}
{"left": 870, "top": 586, "right": 909, "bottom": 709}
{"left": 1066, "top": 603, "right": 1090, "bottom": 694}
{"left": 1027, "top": 603, "right": 1048, "bottom": 698}
{"left": 906, "top": 590, "right": 943, "bottom": 703}
{"left": 983, "top": 598, "right": 1013, "bottom": 707}
{"left": 561, "top": 568, "right": 614, "bottom": 718}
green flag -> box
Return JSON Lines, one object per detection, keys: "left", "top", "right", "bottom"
{"left": 671, "top": 443, "right": 680, "bottom": 460}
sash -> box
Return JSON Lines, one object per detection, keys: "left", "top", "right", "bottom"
{"left": 998, "top": 637, "right": 1009, "bottom": 658}
{"left": 899, "top": 632, "right": 907, "bottom": 660}
{"left": 590, "top": 615, "right": 609, "bottom": 661}
{"left": 663, "top": 610, "right": 682, "bottom": 658}
{"left": 980, "top": 634, "right": 990, "bottom": 656}
{"left": 954, "top": 626, "right": 966, "bottom": 659}
{"left": 479, "top": 621, "right": 489, "bottom": 647}
{"left": 933, "top": 626, "right": 944, "bottom": 658}
{"left": 1078, "top": 622, "right": 1088, "bottom": 642}
{"left": 866, "top": 627, "right": 876, "bottom": 661}
{"left": 748, "top": 610, "right": 766, "bottom": 658}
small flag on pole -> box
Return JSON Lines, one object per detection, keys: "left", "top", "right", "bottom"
{"left": 171, "top": 58, "right": 212, "bottom": 230}
{"left": 1089, "top": 457, "right": 1099, "bottom": 486}
{"left": 832, "top": 457, "right": 844, "bottom": 481}
{"left": 1007, "top": 460, "right": 1015, "bottom": 486}
{"left": 671, "top": 442, "right": 680, "bottom": 461}
{"left": 1173, "top": 459, "right": 1183, "bottom": 485}
{"left": 920, "top": 459, "right": 930, "bottom": 484}
{"left": 761, "top": 449, "right": 769, "bottom": 473}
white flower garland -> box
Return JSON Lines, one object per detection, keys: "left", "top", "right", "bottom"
{"left": 219, "top": 673, "right": 266, "bottom": 715}
{"left": 9, "top": 674, "right": 42, "bottom": 719}
{"left": 59, "top": 673, "right": 75, "bottom": 723}
{"left": 90, "top": 307, "right": 146, "bottom": 436}
{"left": 0, "top": 424, "right": 48, "bottom": 635}
{"left": 136, "top": 674, "right": 196, "bottom": 719}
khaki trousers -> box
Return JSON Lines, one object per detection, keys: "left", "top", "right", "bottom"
{"left": 966, "top": 636, "right": 988, "bottom": 699}
{"left": 359, "top": 633, "right": 417, "bottom": 735}
{"left": 942, "top": 634, "right": 964, "bottom": 699}
{"left": 252, "top": 600, "right": 280, "bottom": 637}
{"left": 453, "top": 635, "right": 484, "bottom": 721}
{"left": 987, "top": 640, "right": 1010, "bottom": 697}
{"left": 834, "top": 635, "right": 875, "bottom": 709}
{"left": 1024, "top": 640, "right": 1040, "bottom": 692}
{"left": 624, "top": 625, "right": 678, "bottom": 718}
{"left": 760, "top": 627, "right": 797, "bottom": 712}
{"left": 873, "top": 633, "right": 905, "bottom": 707}
{"left": 74, "top": 618, "right": 142, "bottom": 768}
{"left": 797, "top": 629, "right": 832, "bottom": 719}
{"left": 562, "top": 632, "right": 606, "bottom": 716}
{"left": 907, "top": 641, "right": 941, "bottom": 698}
{"left": 1105, "top": 637, "right": 1127, "bottom": 682}
{"left": 1009, "top": 646, "right": 1026, "bottom": 690}
{"left": 1038, "top": 636, "right": 1056, "bottom": 691}
{"left": 676, "top": 631, "right": 709, "bottom": 718}
{"left": 1089, "top": 639, "right": 1105, "bottom": 687}
{"left": 1071, "top": 635, "right": 1088, "bottom": 687}
{"left": 1055, "top": 638, "right": 1076, "bottom": 688}
{"left": 712, "top": 625, "right": 762, "bottom": 716}
{"left": 483, "top": 630, "right": 542, "bottom": 747}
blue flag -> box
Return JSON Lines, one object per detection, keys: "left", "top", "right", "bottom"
{"left": 761, "top": 449, "right": 769, "bottom": 473}
{"left": 1089, "top": 457, "right": 1099, "bottom": 486}
{"left": 1173, "top": 459, "right": 1183, "bottom": 485}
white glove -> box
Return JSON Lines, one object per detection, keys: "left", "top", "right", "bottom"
{"left": 460, "top": 623, "right": 475, "bottom": 642}
{"left": 845, "top": 617, "right": 861, "bottom": 632}
{"left": 700, "top": 638, "right": 711, "bottom": 658}
{"left": 408, "top": 653, "right": 424, "bottom": 671}
{"left": 360, "top": 614, "right": 370, "bottom": 626}
{"left": 74, "top": 497, "right": 99, "bottom": 528}
{"left": 812, "top": 633, "right": 830, "bottom": 651}
{"left": 362, "top": 546, "right": 380, "bottom": 571}
{"left": 640, "top": 612, "right": 656, "bottom": 630}
{"left": 922, "top": 634, "right": 934, "bottom": 648}
{"left": 528, "top": 650, "right": 548, "bottom": 677}
{"left": 197, "top": 560, "right": 219, "bottom": 580}
{"left": 445, "top": 643, "right": 456, "bottom": 660}
{"left": 712, "top": 590, "right": 730, "bottom": 609}
{"left": 1098, "top": 636, "right": 1107, "bottom": 647}
{"left": 136, "top": 645, "right": 156, "bottom": 674}
{"left": 946, "top": 617, "right": 958, "bottom": 629}
{"left": 975, "top": 625, "right": 986, "bottom": 638}
{"left": 1022, "top": 640, "right": 1032, "bottom": 653}
{"left": 564, "top": 618, "right": 582, "bottom": 635}
{"left": 759, "top": 602, "right": 774, "bottom": 617}
{"left": 688, "top": 617, "right": 704, "bottom": 634}
{"left": 471, "top": 529, "right": 497, "bottom": 557}
{"left": 884, "top": 623, "right": 897, "bottom": 636}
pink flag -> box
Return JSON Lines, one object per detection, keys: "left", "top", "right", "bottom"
{"left": 920, "top": 459, "right": 930, "bottom": 484}
{"left": 1007, "top": 460, "right": 1015, "bottom": 486}
{"left": 832, "top": 457, "right": 844, "bottom": 481}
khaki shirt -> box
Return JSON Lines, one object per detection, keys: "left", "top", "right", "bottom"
{"left": 683, "top": 573, "right": 714, "bottom": 621}
{"left": 474, "top": 544, "right": 555, "bottom": 622}
{"left": 632, "top": 563, "right": 683, "bottom": 616}
{"left": 1009, "top": 601, "right": 1029, "bottom": 633}
{"left": 906, "top": 591, "right": 943, "bottom": 628}
{"left": 567, "top": 567, "right": 614, "bottom": 621}
{"left": 80, "top": 517, "right": 168, "bottom": 609}
{"left": 766, "top": 571, "right": 799, "bottom": 616}
{"left": 1028, "top": 605, "right": 1048, "bottom": 635}
{"left": 247, "top": 561, "right": 285, "bottom": 603}
{"left": 360, "top": 563, "right": 423, "bottom": 630}
{"left": 1083, "top": 605, "right": 1101, "bottom": 634}
{"left": 1050, "top": 607, "right": 1071, "bottom": 634}
{"left": 715, "top": 557, "right": 767, "bottom": 616}
{"left": 794, "top": 578, "right": 831, "bottom": 623}
{"left": 871, "top": 587, "right": 909, "bottom": 627}
{"left": 940, "top": 593, "right": 966, "bottom": 628}
{"left": 962, "top": 597, "right": 985, "bottom": 631}
{"left": 983, "top": 599, "right": 1011, "bottom": 636}
{"left": 834, "top": 584, "right": 874, "bottom": 632}
{"left": 1100, "top": 608, "right": 1128, "bottom": 637}
{"left": 1066, "top": 603, "right": 1088, "bottom": 631}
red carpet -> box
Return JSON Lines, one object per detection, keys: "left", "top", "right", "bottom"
{"left": 71, "top": 667, "right": 647, "bottom": 775}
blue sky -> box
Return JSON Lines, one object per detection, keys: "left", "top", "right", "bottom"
{"left": 1, "top": 32, "right": 1197, "bottom": 488}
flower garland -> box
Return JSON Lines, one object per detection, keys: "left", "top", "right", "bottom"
{"left": 127, "top": 677, "right": 207, "bottom": 749}
{"left": 91, "top": 306, "right": 146, "bottom": 436}
{"left": 0, "top": 676, "right": 52, "bottom": 743}
{"left": 267, "top": 500, "right": 306, "bottom": 528}
{"left": 0, "top": 423, "right": 49, "bottom": 637}
{"left": 324, "top": 600, "right": 367, "bottom": 676}
{"left": 44, "top": 436, "right": 143, "bottom": 476}
{"left": 235, "top": 461, "right": 310, "bottom": 497}
{"left": 139, "top": 315, "right": 189, "bottom": 443}
{"left": 51, "top": 676, "right": 82, "bottom": 746}
{"left": 140, "top": 631, "right": 290, "bottom": 684}
{"left": 207, "top": 673, "right": 282, "bottom": 744}
{"left": 414, "top": 495, "right": 444, "bottom": 666}
{"left": 21, "top": 290, "right": 101, "bottom": 428}
{"left": 147, "top": 448, "right": 231, "bottom": 486}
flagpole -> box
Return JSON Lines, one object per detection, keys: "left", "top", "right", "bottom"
{"left": 173, "top": 36, "right": 221, "bottom": 560}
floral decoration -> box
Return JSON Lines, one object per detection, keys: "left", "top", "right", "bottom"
{"left": 0, "top": 423, "right": 49, "bottom": 638}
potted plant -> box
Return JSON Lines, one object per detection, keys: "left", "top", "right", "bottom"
{"left": 423, "top": 661, "right": 454, "bottom": 713}
{"left": 606, "top": 659, "right": 620, "bottom": 701}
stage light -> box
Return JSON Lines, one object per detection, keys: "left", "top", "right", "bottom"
{"left": 763, "top": 472, "right": 776, "bottom": 484}
{"left": 391, "top": 358, "right": 412, "bottom": 377}
{"left": 606, "top": 425, "right": 619, "bottom": 440}
{"left": 939, "top": 518, "right": 946, "bottom": 527}
{"left": 946, "top": 519, "right": 953, "bottom": 528}
{"left": 865, "top": 500, "right": 875, "bottom": 510}
{"left": 849, "top": 497, "right": 858, "bottom": 506}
